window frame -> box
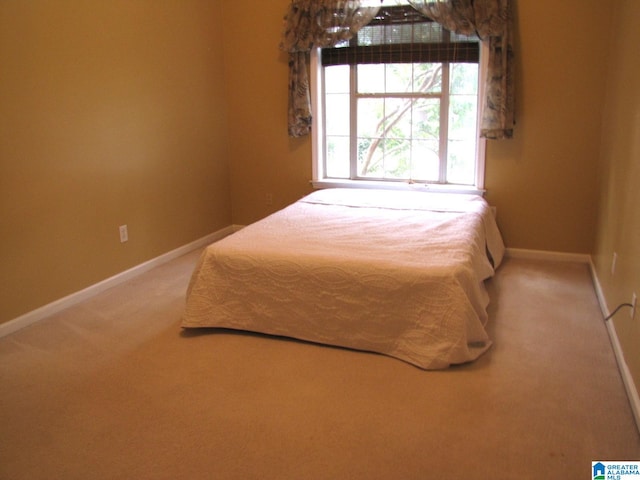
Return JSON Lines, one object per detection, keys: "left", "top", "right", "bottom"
{"left": 310, "top": 41, "right": 489, "bottom": 194}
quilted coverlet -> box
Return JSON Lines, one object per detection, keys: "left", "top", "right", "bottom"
{"left": 182, "top": 188, "right": 505, "bottom": 369}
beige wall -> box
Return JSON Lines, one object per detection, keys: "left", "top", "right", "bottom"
{"left": 222, "top": 1, "right": 314, "bottom": 225}
{"left": 484, "top": 1, "right": 611, "bottom": 253}
{"left": 593, "top": 0, "right": 640, "bottom": 395}
{"left": 0, "top": 0, "right": 231, "bottom": 323}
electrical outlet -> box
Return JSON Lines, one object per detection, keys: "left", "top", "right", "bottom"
{"left": 119, "top": 225, "right": 128, "bottom": 243}
{"left": 266, "top": 193, "right": 273, "bottom": 206}
{"left": 632, "top": 293, "right": 637, "bottom": 319}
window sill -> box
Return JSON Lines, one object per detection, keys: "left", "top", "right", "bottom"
{"left": 311, "top": 179, "right": 486, "bottom": 196}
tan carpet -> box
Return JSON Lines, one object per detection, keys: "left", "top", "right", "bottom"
{"left": 1, "top": 250, "right": 638, "bottom": 479}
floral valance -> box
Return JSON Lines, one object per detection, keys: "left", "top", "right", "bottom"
{"left": 279, "top": 0, "right": 515, "bottom": 140}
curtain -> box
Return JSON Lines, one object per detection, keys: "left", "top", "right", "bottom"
{"left": 407, "top": 0, "right": 514, "bottom": 139}
{"left": 279, "top": 0, "right": 381, "bottom": 137}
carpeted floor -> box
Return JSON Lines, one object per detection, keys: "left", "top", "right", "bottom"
{"left": 1, "top": 249, "right": 638, "bottom": 479}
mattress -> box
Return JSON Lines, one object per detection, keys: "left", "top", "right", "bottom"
{"left": 182, "top": 187, "right": 505, "bottom": 369}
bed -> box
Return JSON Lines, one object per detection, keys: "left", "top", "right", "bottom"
{"left": 182, "top": 187, "right": 505, "bottom": 369}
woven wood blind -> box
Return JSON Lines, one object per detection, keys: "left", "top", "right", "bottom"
{"left": 321, "top": 5, "right": 479, "bottom": 66}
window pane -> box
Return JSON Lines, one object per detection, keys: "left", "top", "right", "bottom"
{"left": 449, "top": 94, "right": 477, "bottom": 140}
{"left": 325, "top": 65, "right": 350, "bottom": 94}
{"left": 447, "top": 94, "right": 477, "bottom": 185}
{"left": 413, "top": 63, "right": 441, "bottom": 93}
{"left": 412, "top": 98, "right": 440, "bottom": 140}
{"left": 325, "top": 93, "right": 350, "bottom": 136}
{"left": 450, "top": 63, "right": 478, "bottom": 95}
{"left": 357, "top": 98, "right": 384, "bottom": 138}
{"left": 385, "top": 64, "right": 413, "bottom": 93}
{"left": 357, "top": 18, "right": 445, "bottom": 46}
{"left": 447, "top": 139, "right": 475, "bottom": 185}
{"left": 383, "top": 138, "right": 411, "bottom": 179}
{"left": 411, "top": 139, "right": 440, "bottom": 181}
{"left": 385, "top": 97, "right": 411, "bottom": 137}
{"left": 326, "top": 136, "right": 350, "bottom": 178}
{"left": 357, "top": 136, "right": 383, "bottom": 177}
{"left": 357, "top": 64, "right": 385, "bottom": 93}
{"left": 413, "top": 22, "right": 445, "bottom": 43}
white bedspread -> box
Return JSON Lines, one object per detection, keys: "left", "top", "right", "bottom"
{"left": 182, "top": 188, "right": 505, "bottom": 369}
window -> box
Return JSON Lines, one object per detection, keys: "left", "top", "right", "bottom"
{"left": 311, "top": 3, "right": 488, "bottom": 192}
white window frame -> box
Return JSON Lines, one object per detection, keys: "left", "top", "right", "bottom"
{"left": 310, "top": 41, "right": 489, "bottom": 195}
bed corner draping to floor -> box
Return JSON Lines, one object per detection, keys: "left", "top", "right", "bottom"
{"left": 182, "top": 188, "right": 505, "bottom": 369}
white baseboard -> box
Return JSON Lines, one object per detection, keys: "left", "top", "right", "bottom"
{"left": 505, "top": 248, "right": 591, "bottom": 264}
{"left": 589, "top": 259, "right": 640, "bottom": 434}
{"left": 0, "top": 225, "right": 237, "bottom": 339}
